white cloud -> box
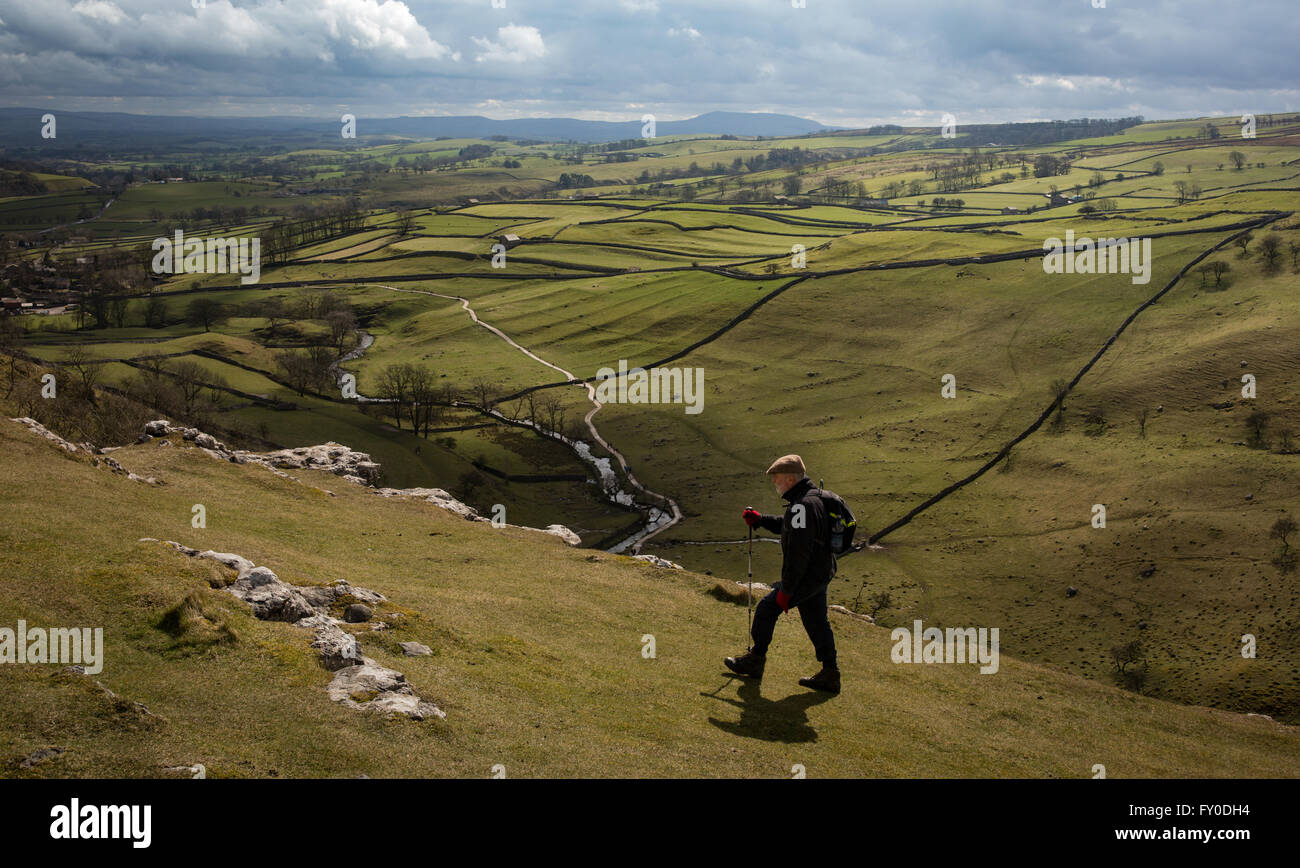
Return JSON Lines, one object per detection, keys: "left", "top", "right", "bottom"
{"left": 71, "top": 0, "right": 126, "bottom": 26}
{"left": 472, "top": 24, "right": 545, "bottom": 64}
{"left": 667, "top": 26, "right": 701, "bottom": 40}
{"left": 315, "top": 0, "right": 453, "bottom": 59}
{"left": 18, "top": 0, "right": 455, "bottom": 68}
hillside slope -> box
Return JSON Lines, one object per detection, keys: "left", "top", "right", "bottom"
{"left": 1, "top": 422, "right": 1296, "bottom": 778}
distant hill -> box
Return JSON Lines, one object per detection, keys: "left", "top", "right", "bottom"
{"left": 0, "top": 108, "right": 834, "bottom": 150}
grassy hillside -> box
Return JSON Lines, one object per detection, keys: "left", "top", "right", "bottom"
{"left": 2, "top": 423, "right": 1297, "bottom": 778}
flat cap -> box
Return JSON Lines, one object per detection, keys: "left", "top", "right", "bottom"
{"left": 765, "top": 454, "right": 806, "bottom": 475}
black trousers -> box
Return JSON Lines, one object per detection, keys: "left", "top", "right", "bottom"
{"left": 750, "top": 582, "right": 837, "bottom": 668}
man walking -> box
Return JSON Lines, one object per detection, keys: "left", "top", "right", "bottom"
{"left": 725, "top": 454, "right": 840, "bottom": 694}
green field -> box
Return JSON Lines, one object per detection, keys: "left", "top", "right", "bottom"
{"left": 5, "top": 112, "right": 1299, "bottom": 778}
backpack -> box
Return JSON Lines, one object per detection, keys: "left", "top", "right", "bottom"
{"left": 811, "top": 486, "right": 860, "bottom": 556}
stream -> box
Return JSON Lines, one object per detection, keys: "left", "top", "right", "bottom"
{"left": 336, "top": 284, "right": 683, "bottom": 554}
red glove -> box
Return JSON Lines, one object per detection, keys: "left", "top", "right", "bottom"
{"left": 743, "top": 507, "right": 761, "bottom": 529}
{"left": 776, "top": 590, "right": 792, "bottom": 613}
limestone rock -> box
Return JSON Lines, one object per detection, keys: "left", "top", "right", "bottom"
{"left": 252, "top": 443, "right": 381, "bottom": 486}
{"left": 154, "top": 542, "right": 441, "bottom": 720}
{"left": 307, "top": 619, "right": 364, "bottom": 671}
{"left": 296, "top": 585, "right": 337, "bottom": 608}
{"left": 327, "top": 662, "right": 406, "bottom": 701}
{"left": 10, "top": 417, "right": 83, "bottom": 454}
{"left": 367, "top": 692, "right": 446, "bottom": 721}
{"left": 227, "top": 567, "right": 317, "bottom": 622}
{"left": 632, "top": 554, "right": 684, "bottom": 570}
{"left": 376, "top": 486, "right": 481, "bottom": 519}
{"left": 17, "top": 747, "right": 64, "bottom": 769}
{"left": 326, "top": 664, "right": 444, "bottom": 720}
{"left": 344, "top": 603, "right": 372, "bottom": 623}
{"left": 197, "top": 551, "right": 256, "bottom": 576}
{"left": 542, "top": 524, "right": 582, "bottom": 546}
{"left": 828, "top": 604, "right": 875, "bottom": 624}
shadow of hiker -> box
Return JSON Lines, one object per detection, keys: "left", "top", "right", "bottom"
{"left": 704, "top": 676, "right": 834, "bottom": 743}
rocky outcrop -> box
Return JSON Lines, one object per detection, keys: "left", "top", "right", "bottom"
{"left": 376, "top": 486, "right": 582, "bottom": 546}
{"left": 250, "top": 443, "right": 381, "bottom": 486}
{"left": 632, "top": 554, "right": 684, "bottom": 570}
{"left": 149, "top": 539, "right": 440, "bottom": 721}
{"left": 828, "top": 605, "right": 875, "bottom": 624}
{"left": 16, "top": 747, "right": 65, "bottom": 769}
{"left": 376, "top": 486, "right": 481, "bottom": 519}
{"left": 543, "top": 524, "right": 582, "bottom": 546}
{"left": 139, "top": 420, "right": 582, "bottom": 543}
{"left": 139, "top": 420, "right": 379, "bottom": 486}
{"left": 228, "top": 566, "right": 317, "bottom": 623}
{"left": 343, "top": 603, "right": 372, "bottom": 623}
{"left": 326, "top": 664, "right": 445, "bottom": 721}
{"left": 10, "top": 417, "right": 162, "bottom": 484}
{"left": 10, "top": 417, "right": 80, "bottom": 454}
{"left": 300, "top": 615, "right": 364, "bottom": 671}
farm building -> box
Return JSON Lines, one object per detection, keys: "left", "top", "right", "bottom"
{"left": 1047, "top": 192, "right": 1082, "bottom": 206}
{"left": 497, "top": 234, "right": 522, "bottom": 249}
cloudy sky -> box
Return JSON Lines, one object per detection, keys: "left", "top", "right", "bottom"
{"left": 0, "top": 0, "right": 1295, "bottom": 125}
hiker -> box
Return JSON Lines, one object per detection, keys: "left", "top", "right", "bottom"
{"left": 725, "top": 454, "right": 840, "bottom": 694}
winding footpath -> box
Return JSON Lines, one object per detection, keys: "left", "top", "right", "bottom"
{"left": 361, "top": 284, "right": 683, "bottom": 554}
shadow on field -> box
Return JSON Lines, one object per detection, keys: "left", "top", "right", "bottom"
{"left": 703, "top": 677, "right": 834, "bottom": 743}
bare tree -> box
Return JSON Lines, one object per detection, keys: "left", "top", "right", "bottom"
{"left": 144, "top": 294, "right": 168, "bottom": 328}
{"left": 377, "top": 363, "right": 411, "bottom": 429}
{"left": 1258, "top": 235, "right": 1281, "bottom": 271}
{"left": 471, "top": 377, "right": 500, "bottom": 410}
{"left": 326, "top": 307, "right": 357, "bottom": 356}
{"left": 406, "top": 365, "right": 442, "bottom": 436}
{"left": 1271, "top": 515, "right": 1297, "bottom": 552}
{"left": 261, "top": 296, "right": 285, "bottom": 338}
{"left": 186, "top": 297, "right": 226, "bottom": 333}
{"left": 538, "top": 393, "right": 568, "bottom": 438}
{"left": 170, "top": 359, "right": 209, "bottom": 413}
{"left": 277, "top": 349, "right": 331, "bottom": 397}
{"left": 1245, "top": 409, "right": 1271, "bottom": 449}
{"left": 62, "top": 345, "right": 101, "bottom": 403}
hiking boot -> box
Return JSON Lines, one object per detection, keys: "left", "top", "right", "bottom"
{"left": 724, "top": 649, "right": 766, "bottom": 679}
{"left": 798, "top": 665, "right": 841, "bottom": 694}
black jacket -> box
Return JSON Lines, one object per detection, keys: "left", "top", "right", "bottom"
{"left": 756, "top": 476, "right": 836, "bottom": 603}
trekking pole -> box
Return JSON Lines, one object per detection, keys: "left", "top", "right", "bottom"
{"left": 746, "top": 525, "right": 754, "bottom": 650}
